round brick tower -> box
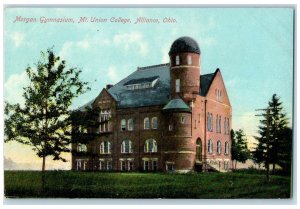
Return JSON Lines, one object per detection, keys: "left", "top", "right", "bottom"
{"left": 162, "top": 37, "right": 201, "bottom": 172}
{"left": 169, "top": 36, "right": 201, "bottom": 103}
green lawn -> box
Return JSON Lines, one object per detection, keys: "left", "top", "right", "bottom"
{"left": 4, "top": 171, "right": 291, "bottom": 198}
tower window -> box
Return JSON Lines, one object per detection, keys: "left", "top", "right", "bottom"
{"left": 187, "top": 55, "right": 192, "bottom": 65}
{"left": 175, "top": 55, "right": 180, "bottom": 65}
{"left": 176, "top": 79, "right": 180, "bottom": 93}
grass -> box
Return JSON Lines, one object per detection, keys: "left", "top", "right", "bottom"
{"left": 4, "top": 171, "right": 291, "bottom": 198}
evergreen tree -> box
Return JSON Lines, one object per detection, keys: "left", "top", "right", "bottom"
{"left": 253, "top": 94, "right": 290, "bottom": 174}
{"left": 4, "top": 49, "right": 90, "bottom": 172}
{"left": 231, "top": 129, "right": 250, "bottom": 169}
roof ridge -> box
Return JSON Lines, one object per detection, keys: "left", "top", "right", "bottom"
{"left": 137, "top": 63, "right": 169, "bottom": 71}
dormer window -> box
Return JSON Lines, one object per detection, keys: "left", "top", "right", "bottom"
{"left": 124, "top": 76, "right": 159, "bottom": 90}
{"left": 176, "top": 55, "right": 180, "bottom": 65}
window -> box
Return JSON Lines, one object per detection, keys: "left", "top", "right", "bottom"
{"left": 144, "top": 139, "right": 157, "bottom": 153}
{"left": 128, "top": 161, "right": 134, "bottom": 171}
{"left": 180, "top": 116, "right": 186, "bottom": 124}
{"left": 99, "top": 161, "right": 104, "bottom": 170}
{"left": 152, "top": 161, "right": 157, "bottom": 171}
{"left": 169, "top": 124, "right": 173, "bottom": 131}
{"left": 151, "top": 117, "right": 158, "bottom": 129}
{"left": 76, "top": 159, "right": 88, "bottom": 171}
{"left": 224, "top": 118, "right": 230, "bottom": 135}
{"left": 121, "top": 160, "right": 126, "bottom": 171}
{"left": 100, "top": 141, "right": 111, "bottom": 154}
{"left": 176, "top": 55, "right": 180, "bottom": 65}
{"left": 143, "top": 160, "right": 149, "bottom": 171}
{"left": 217, "top": 140, "right": 221, "bottom": 155}
{"left": 175, "top": 79, "right": 180, "bottom": 93}
{"left": 121, "top": 140, "right": 133, "bottom": 153}
{"left": 77, "top": 143, "right": 87, "bottom": 152}
{"left": 166, "top": 162, "right": 174, "bottom": 171}
{"left": 219, "top": 116, "right": 222, "bottom": 133}
{"left": 107, "top": 160, "right": 112, "bottom": 170}
{"left": 187, "top": 55, "right": 192, "bottom": 65}
{"left": 128, "top": 118, "right": 134, "bottom": 131}
{"left": 216, "top": 115, "right": 222, "bottom": 133}
{"left": 207, "top": 113, "right": 213, "bottom": 132}
{"left": 121, "top": 119, "right": 126, "bottom": 131}
{"left": 225, "top": 141, "right": 229, "bottom": 155}
{"left": 144, "top": 117, "right": 150, "bottom": 130}
{"left": 208, "top": 139, "right": 213, "bottom": 154}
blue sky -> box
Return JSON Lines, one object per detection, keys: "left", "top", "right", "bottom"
{"left": 4, "top": 7, "right": 294, "bottom": 169}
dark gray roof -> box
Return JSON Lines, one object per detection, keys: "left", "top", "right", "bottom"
{"left": 163, "top": 98, "right": 191, "bottom": 112}
{"left": 107, "top": 64, "right": 170, "bottom": 108}
{"left": 200, "top": 73, "right": 215, "bottom": 96}
{"left": 124, "top": 76, "right": 159, "bottom": 85}
{"left": 169, "top": 36, "right": 201, "bottom": 55}
{"left": 77, "top": 64, "right": 217, "bottom": 111}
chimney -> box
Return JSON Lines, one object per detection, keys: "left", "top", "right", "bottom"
{"left": 106, "top": 84, "right": 113, "bottom": 90}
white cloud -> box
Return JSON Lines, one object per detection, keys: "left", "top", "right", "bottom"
{"left": 113, "top": 31, "right": 149, "bottom": 56}
{"left": 161, "top": 45, "right": 170, "bottom": 63}
{"left": 4, "top": 71, "right": 29, "bottom": 106}
{"left": 107, "top": 65, "right": 119, "bottom": 83}
{"left": 10, "top": 32, "right": 25, "bottom": 47}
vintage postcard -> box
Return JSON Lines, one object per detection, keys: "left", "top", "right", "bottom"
{"left": 3, "top": 6, "right": 294, "bottom": 200}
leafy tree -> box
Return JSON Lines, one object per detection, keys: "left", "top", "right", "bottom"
{"left": 4, "top": 48, "right": 90, "bottom": 172}
{"left": 231, "top": 129, "right": 250, "bottom": 169}
{"left": 253, "top": 94, "right": 290, "bottom": 175}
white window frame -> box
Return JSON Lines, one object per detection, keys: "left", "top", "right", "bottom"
{"left": 128, "top": 118, "right": 134, "bottom": 131}
{"left": 217, "top": 140, "right": 221, "bottom": 155}
{"left": 187, "top": 55, "right": 192, "bottom": 65}
{"left": 143, "top": 160, "right": 149, "bottom": 171}
{"left": 225, "top": 141, "right": 229, "bottom": 155}
{"left": 175, "top": 55, "right": 180, "bottom": 65}
{"left": 144, "top": 117, "right": 150, "bottom": 130}
{"left": 175, "top": 79, "right": 180, "bottom": 93}
{"left": 121, "top": 140, "right": 133, "bottom": 154}
{"left": 208, "top": 139, "right": 213, "bottom": 154}
{"left": 100, "top": 141, "right": 111, "bottom": 154}
{"left": 144, "top": 139, "right": 158, "bottom": 153}
{"left": 151, "top": 117, "right": 158, "bottom": 129}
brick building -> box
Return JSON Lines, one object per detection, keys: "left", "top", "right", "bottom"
{"left": 72, "top": 36, "right": 232, "bottom": 172}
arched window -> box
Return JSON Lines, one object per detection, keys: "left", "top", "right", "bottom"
{"left": 217, "top": 140, "right": 221, "bottom": 154}
{"left": 151, "top": 117, "right": 158, "bottom": 129}
{"left": 144, "top": 117, "right": 150, "bottom": 130}
{"left": 121, "top": 119, "right": 126, "bottom": 131}
{"left": 121, "top": 139, "right": 133, "bottom": 153}
{"left": 144, "top": 139, "right": 157, "bottom": 153}
{"left": 208, "top": 139, "right": 213, "bottom": 154}
{"left": 225, "top": 141, "right": 229, "bottom": 155}
{"left": 128, "top": 118, "right": 134, "bottom": 131}
{"left": 77, "top": 143, "right": 87, "bottom": 152}
{"left": 100, "top": 141, "right": 111, "bottom": 154}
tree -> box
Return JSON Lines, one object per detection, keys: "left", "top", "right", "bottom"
{"left": 253, "top": 94, "right": 290, "bottom": 175}
{"left": 4, "top": 48, "right": 90, "bottom": 172}
{"left": 231, "top": 129, "right": 250, "bottom": 169}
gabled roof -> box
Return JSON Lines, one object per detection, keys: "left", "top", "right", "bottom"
{"left": 163, "top": 98, "right": 191, "bottom": 112}
{"left": 200, "top": 69, "right": 220, "bottom": 96}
